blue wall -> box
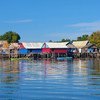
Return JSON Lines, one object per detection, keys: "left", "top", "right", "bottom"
{"left": 28, "top": 49, "right": 42, "bottom": 53}
{"left": 19, "top": 49, "right": 42, "bottom": 54}
{"left": 19, "top": 49, "right": 28, "bottom": 54}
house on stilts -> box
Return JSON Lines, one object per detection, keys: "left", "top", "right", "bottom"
{"left": 42, "top": 42, "right": 76, "bottom": 58}
{"left": 72, "top": 40, "right": 99, "bottom": 58}
{"left": 18, "top": 42, "right": 43, "bottom": 59}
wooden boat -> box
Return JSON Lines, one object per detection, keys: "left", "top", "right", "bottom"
{"left": 57, "top": 57, "right": 73, "bottom": 61}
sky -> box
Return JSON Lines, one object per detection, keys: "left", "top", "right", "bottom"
{"left": 0, "top": 0, "right": 100, "bottom": 42}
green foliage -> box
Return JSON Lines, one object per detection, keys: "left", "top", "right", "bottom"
{"left": 0, "top": 35, "right": 3, "bottom": 40}
{"left": 89, "top": 31, "right": 100, "bottom": 48}
{"left": 77, "top": 34, "right": 89, "bottom": 41}
{"left": 48, "top": 38, "right": 70, "bottom": 42}
{"left": 0, "top": 31, "right": 20, "bottom": 43}
{"left": 61, "top": 38, "right": 70, "bottom": 42}
{"left": 49, "top": 40, "right": 53, "bottom": 42}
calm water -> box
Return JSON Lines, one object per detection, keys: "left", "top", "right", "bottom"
{"left": 0, "top": 58, "right": 100, "bottom": 100}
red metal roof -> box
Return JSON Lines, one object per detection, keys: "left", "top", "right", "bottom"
{"left": 18, "top": 43, "right": 25, "bottom": 49}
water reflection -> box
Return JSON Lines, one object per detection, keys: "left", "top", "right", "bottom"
{"left": 0, "top": 59, "right": 100, "bottom": 100}
{"left": 0, "top": 59, "right": 20, "bottom": 83}
{"left": 91, "top": 59, "right": 100, "bottom": 75}
{"left": 0, "top": 59, "right": 99, "bottom": 81}
{"left": 19, "top": 60, "right": 68, "bottom": 80}
{"left": 43, "top": 60, "right": 67, "bottom": 76}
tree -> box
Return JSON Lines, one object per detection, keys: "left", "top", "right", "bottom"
{"left": 0, "top": 31, "right": 20, "bottom": 43}
{"left": 49, "top": 40, "right": 53, "bottom": 42}
{"left": 0, "top": 35, "right": 3, "bottom": 40}
{"left": 77, "top": 36, "right": 82, "bottom": 41}
{"left": 77, "top": 34, "right": 89, "bottom": 41}
{"left": 89, "top": 31, "right": 100, "bottom": 48}
{"left": 61, "top": 38, "right": 70, "bottom": 42}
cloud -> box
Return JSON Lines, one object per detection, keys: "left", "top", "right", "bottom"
{"left": 68, "top": 21, "right": 100, "bottom": 27}
{"left": 4, "top": 19, "right": 33, "bottom": 24}
{"left": 66, "top": 21, "right": 100, "bottom": 34}
{"left": 42, "top": 21, "right": 100, "bottom": 41}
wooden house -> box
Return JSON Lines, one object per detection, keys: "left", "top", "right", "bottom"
{"left": 0, "top": 41, "right": 9, "bottom": 57}
{"left": 42, "top": 42, "right": 69, "bottom": 58}
{"left": 0, "top": 40, "right": 8, "bottom": 47}
{"left": 9, "top": 43, "right": 19, "bottom": 58}
{"left": 22, "top": 42, "right": 43, "bottom": 53}
{"left": 66, "top": 43, "right": 78, "bottom": 57}
{"left": 0, "top": 41, "right": 9, "bottom": 50}
{"left": 72, "top": 40, "right": 89, "bottom": 53}
{"left": 19, "top": 42, "right": 43, "bottom": 58}
{"left": 83, "top": 43, "right": 98, "bottom": 53}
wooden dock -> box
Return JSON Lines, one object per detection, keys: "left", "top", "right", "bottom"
{"left": 0, "top": 52, "right": 100, "bottom": 59}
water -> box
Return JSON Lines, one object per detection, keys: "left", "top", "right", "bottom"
{"left": 0, "top": 59, "right": 100, "bottom": 100}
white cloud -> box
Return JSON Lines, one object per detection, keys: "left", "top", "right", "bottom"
{"left": 4, "top": 19, "right": 33, "bottom": 23}
{"left": 66, "top": 21, "right": 100, "bottom": 34}
{"left": 43, "top": 21, "right": 100, "bottom": 41}
{"left": 68, "top": 21, "right": 100, "bottom": 27}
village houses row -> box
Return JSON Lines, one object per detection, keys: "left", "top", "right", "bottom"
{"left": 0, "top": 40, "right": 99, "bottom": 58}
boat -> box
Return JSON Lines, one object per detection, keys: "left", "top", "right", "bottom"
{"left": 57, "top": 57, "right": 73, "bottom": 61}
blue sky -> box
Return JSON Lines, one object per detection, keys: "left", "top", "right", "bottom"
{"left": 0, "top": 0, "right": 100, "bottom": 42}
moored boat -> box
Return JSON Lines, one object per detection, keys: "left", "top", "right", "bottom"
{"left": 57, "top": 57, "right": 73, "bottom": 61}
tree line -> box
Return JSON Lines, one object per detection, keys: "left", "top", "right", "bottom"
{"left": 0, "top": 31, "right": 100, "bottom": 47}
{"left": 49, "top": 31, "right": 100, "bottom": 48}
{"left": 76, "top": 31, "right": 100, "bottom": 47}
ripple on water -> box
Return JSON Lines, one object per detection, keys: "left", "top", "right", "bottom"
{"left": 0, "top": 59, "right": 100, "bottom": 100}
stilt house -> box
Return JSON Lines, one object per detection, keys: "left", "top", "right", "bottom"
{"left": 72, "top": 40, "right": 89, "bottom": 53}
{"left": 19, "top": 42, "right": 43, "bottom": 57}
{"left": 42, "top": 42, "right": 69, "bottom": 58}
